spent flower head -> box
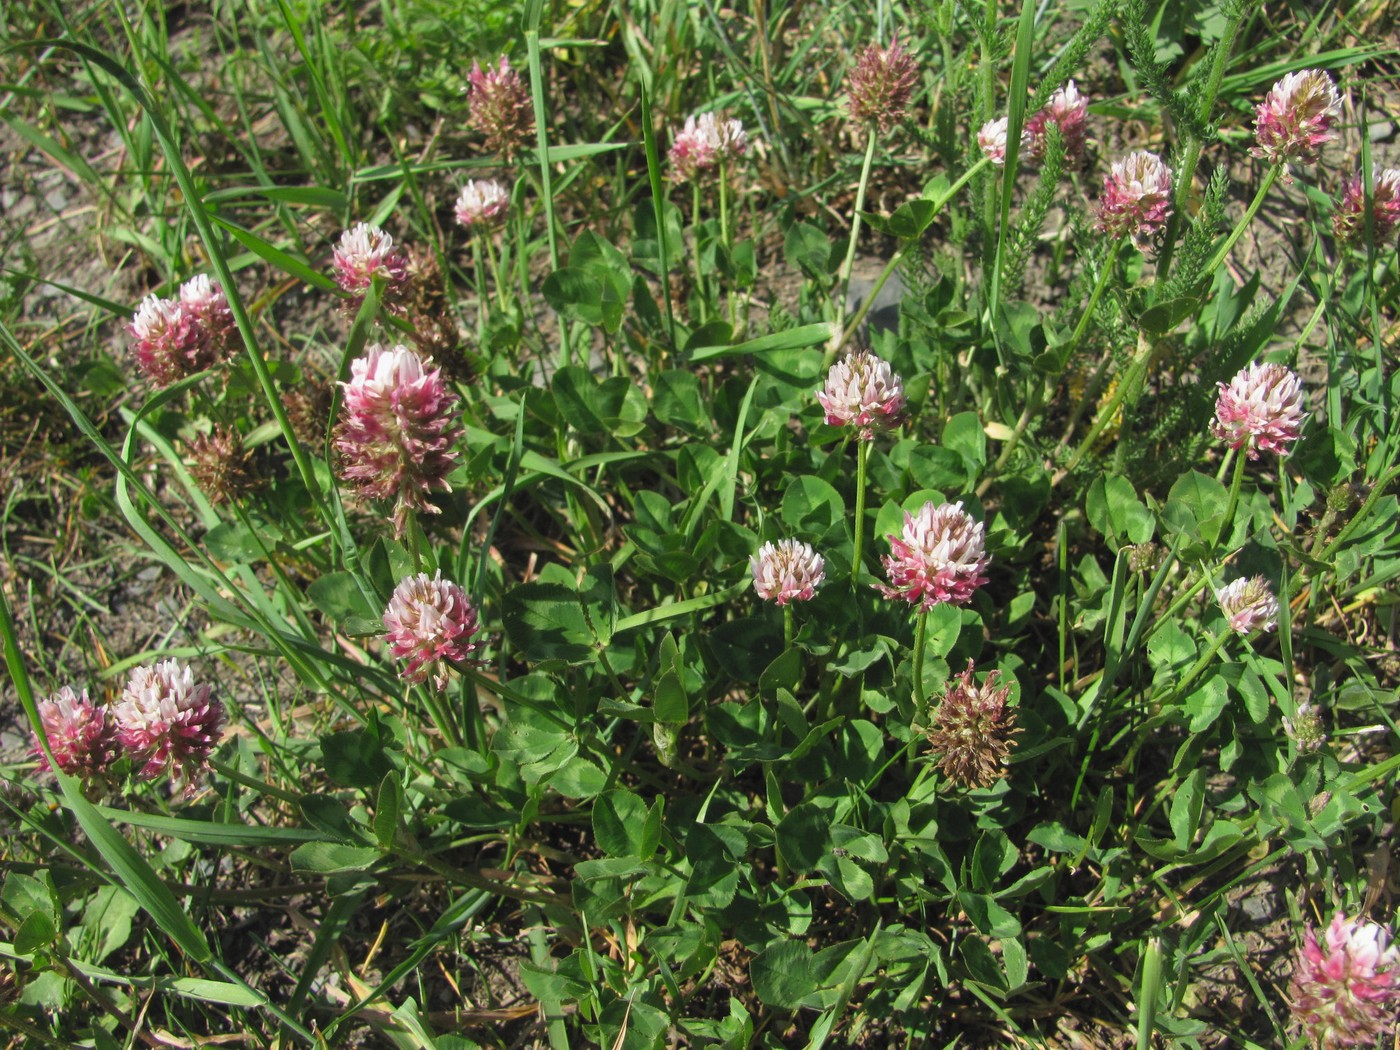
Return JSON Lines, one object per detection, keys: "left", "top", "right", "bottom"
{"left": 186, "top": 425, "right": 254, "bottom": 506}
{"left": 1333, "top": 168, "right": 1400, "bottom": 246}
{"left": 1096, "top": 151, "right": 1174, "bottom": 249}
{"left": 926, "top": 660, "right": 1021, "bottom": 789}
{"left": 31, "top": 686, "right": 121, "bottom": 780}
{"left": 1025, "top": 80, "right": 1088, "bottom": 164}
{"left": 1252, "top": 69, "right": 1342, "bottom": 171}
{"left": 750, "top": 540, "right": 826, "bottom": 606}
{"left": 846, "top": 38, "right": 920, "bottom": 135}
{"left": 334, "top": 343, "right": 462, "bottom": 537}
{"left": 467, "top": 56, "right": 534, "bottom": 159}
{"left": 383, "top": 572, "right": 480, "bottom": 686}
{"left": 1283, "top": 701, "right": 1327, "bottom": 753}
{"left": 1217, "top": 575, "right": 1279, "bottom": 635}
{"left": 1211, "top": 361, "right": 1306, "bottom": 458}
{"left": 817, "top": 350, "right": 905, "bottom": 439}
{"left": 1289, "top": 911, "right": 1400, "bottom": 1048}
{"left": 454, "top": 179, "right": 511, "bottom": 231}
{"left": 332, "top": 223, "right": 410, "bottom": 304}
{"left": 115, "top": 660, "right": 224, "bottom": 798}
{"left": 878, "top": 501, "right": 990, "bottom": 609}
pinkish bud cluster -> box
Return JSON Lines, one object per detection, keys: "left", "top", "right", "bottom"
{"left": 1024, "top": 80, "right": 1088, "bottom": 164}
{"left": 333, "top": 343, "right": 462, "bottom": 536}
{"left": 1216, "top": 576, "right": 1279, "bottom": 635}
{"left": 878, "top": 501, "right": 991, "bottom": 609}
{"left": 926, "top": 660, "right": 1020, "bottom": 788}
{"left": 1211, "top": 361, "right": 1306, "bottom": 458}
{"left": 978, "top": 117, "right": 1028, "bottom": 166}
{"left": 467, "top": 56, "right": 535, "bottom": 160}
{"left": 1095, "top": 151, "right": 1174, "bottom": 248}
{"left": 31, "top": 686, "right": 121, "bottom": 780}
{"left": 669, "top": 113, "right": 750, "bottom": 183}
{"left": 383, "top": 572, "right": 480, "bottom": 686}
{"left": 750, "top": 539, "right": 826, "bottom": 605}
{"left": 845, "top": 38, "right": 920, "bottom": 135}
{"left": 127, "top": 275, "right": 239, "bottom": 386}
{"left": 816, "top": 350, "right": 906, "bottom": 440}
{"left": 454, "top": 179, "right": 511, "bottom": 231}
{"left": 1333, "top": 168, "right": 1400, "bottom": 246}
{"left": 114, "top": 660, "right": 225, "bottom": 798}
{"left": 332, "top": 223, "right": 410, "bottom": 303}
{"left": 1289, "top": 911, "right": 1400, "bottom": 1048}
{"left": 1251, "top": 69, "right": 1341, "bottom": 170}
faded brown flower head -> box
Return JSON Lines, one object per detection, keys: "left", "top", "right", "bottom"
{"left": 281, "top": 379, "right": 335, "bottom": 447}
{"left": 186, "top": 426, "right": 254, "bottom": 505}
{"left": 1128, "top": 542, "right": 1163, "bottom": 574}
{"left": 846, "top": 38, "right": 920, "bottom": 135}
{"left": 926, "top": 660, "right": 1021, "bottom": 789}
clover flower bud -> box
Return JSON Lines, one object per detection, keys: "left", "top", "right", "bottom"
{"left": 1332, "top": 168, "right": 1400, "bottom": 246}
{"left": 1211, "top": 361, "right": 1306, "bottom": 458}
{"left": 846, "top": 38, "right": 920, "bottom": 135}
{"left": 1025, "top": 80, "right": 1088, "bottom": 164}
{"left": 467, "top": 56, "right": 534, "bottom": 159}
{"left": 816, "top": 350, "right": 905, "bottom": 439}
{"left": 115, "top": 660, "right": 224, "bottom": 798}
{"left": 1289, "top": 912, "right": 1400, "bottom": 1048}
{"left": 332, "top": 223, "right": 410, "bottom": 303}
{"left": 454, "top": 179, "right": 511, "bottom": 231}
{"left": 878, "top": 501, "right": 990, "bottom": 609}
{"left": 31, "top": 686, "right": 120, "bottom": 779}
{"left": 1251, "top": 69, "right": 1341, "bottom": 171}
{"left": 1095, "top": 151, "right": 1174, "bottom": 248}
{"left": 926, "top": 660, "right": 1020, "bottom": 789}
{"left": 1283, "top": 701, "right": 1326, "bottom": 753}
{"left": 751, "top": 539, "right": 826, "bottom": 606}
{"left": 383, "top": 572, "right": 480, "bottom": 686}
{"left": 1217, "top": 575, "right": 1279, "bottom": 635}
{"left": 333, "top": 343, "right": 462, "bottom": 537}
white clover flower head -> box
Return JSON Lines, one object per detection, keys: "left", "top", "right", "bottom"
{"left": 750, "top": 539, "right": 826, "bottom": 605}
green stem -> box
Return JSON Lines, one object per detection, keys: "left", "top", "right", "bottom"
{"left": 837, "top": 129, "right": 880, "bottom": 316}
{"left": 852, "top": 438, "right": 870, "bottom": 585}
{"left": 469, "top": 236, "right": 488, "bottom": 344}
{"left": 783, "top": 604, "right": 794, "bottom": 650}
{"left": 719, "top": 160, "right": 734, "bottom": 327}
{"left": 912, "top": 608, "right": 929, "bottom": 706}
{"left": 1219, "top": 448, "right": 1247, "bottom": 553}
{"left": 692, "top": 180, "right": 707, "bottom": 324}
{"left": 829, "top": 158, "right": 989, "bottom": 362}
{"left": 1202, "top": 165, "right": 1281, "bottom": 280}
{"left": 1060, "top": 336, "right": 1154, "bottom": 480}
{"left": 1158, "top": 625, "right": 1232, "bottom": 710}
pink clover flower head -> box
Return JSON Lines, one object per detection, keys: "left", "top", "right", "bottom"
{"left": 1289, "top": 911, "right": 1400, "bottom": 1048}
{"left": 333, "top": 343, "right": 462, "bottom": 537}
{"left": 31, "top": 686, "right": 121, "bottom": 779}
{"left": 454, "top": 179, "right": 511, "bottom": 230}
{"left": 1095, "top": 151, "right": 1174, "bottom": 248}
{"left": 1211, "top": 361, "right": 1306, "bottom": 458}
{"left": 846, "top": 37, "right": 920, "bottom": 135}
{"left": 383, "top": 571, "right": 480, "bottom": 686}
{"left": 978, "top": 117, "right": 1028, "bottom": 166}
{"left": 127, "top": 278, "right": 236, "bottom": 385}
{"left": 878, "top": 500, "right": 991, "bottom": 609}
{"left": 115, "top": 660, "right": 224, "bottom": 797}
{"left": 1216, "top": 575, "right": 1279, "bottom": 635}
{"left": 467, "top": 56, "right": 534, "bottom": 159}
{"left": 816, "top": 350, "right": 906, "bottom": 439}
{"left": 750, "top": 539, "right": 826, "bottom": 606}
{"left": 332, "top": 223, "right": 410, "bottom": 300}
{"left": 1251, "top": 69, "right": 1341, "bottom": 171}
{"left": 1333, "top": 167, "right": 1400, "bottom": 246}
{"left": 1025, "top": 80, "right": 1088, "bottom": 164}
{"left": 669, "top": 112, "right": 749, "bottom": 182}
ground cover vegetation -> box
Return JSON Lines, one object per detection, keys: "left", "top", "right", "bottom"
{"left": 0, "top": 0, "right": 1398, "bottom": 1045}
